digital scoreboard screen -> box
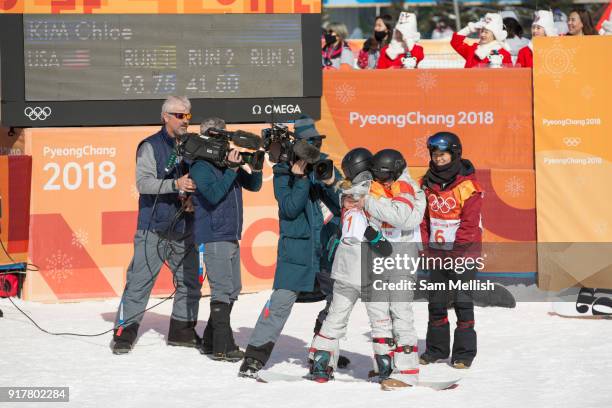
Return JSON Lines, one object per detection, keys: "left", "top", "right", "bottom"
{"left": 1, "top": 13, "right": 321, "bottom": 126}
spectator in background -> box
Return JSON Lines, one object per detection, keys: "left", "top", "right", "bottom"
{"left": 357, "top": 14, "right": 394, "bottom": 69}
{"left": 515, "top": 10, "right": 558, "bottom": 68}
{"left": 377, "top": 12, "right": 424, "bottom": 69}
{"left": 431, "top": 18, "right": 454, "bottom": 40}
{"left": 553, "top": 9, "right": 569, "bottom": 35}
{"left": 502, "top": 15, "right": 529, "bottom": 62}
{"left": 600, "top": 14, "right": 612, "bottom": 35}
{"left": 568, "top": 9, "right": 598, "bottom": 36}
{"left": 322, "top": 22, "right": 355, "bottom": 69}
{"left": 451, "top": 13, "right": 512, "bottom": 68}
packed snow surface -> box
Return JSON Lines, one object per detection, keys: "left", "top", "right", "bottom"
{"left": 1, "top": 291, "right": 611, "bottom": 408}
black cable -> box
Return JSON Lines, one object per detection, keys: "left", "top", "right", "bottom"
{"left": 0, "top": 144, "right": 199, "bottom": 337}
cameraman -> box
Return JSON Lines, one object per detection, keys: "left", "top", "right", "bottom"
{"left": 239, "top": 120, "right": 341, "bottom": 378}
{"left": 112, "top": 96, "right": 201, "bottom": 355}
{"left": 190, "top": 119, "right": 263, "bottom": 362}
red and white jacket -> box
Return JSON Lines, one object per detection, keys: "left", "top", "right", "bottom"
{"left": 450, "top": 32, "right": 512, "bottom": 68}
{"left": 420, "top": 173, "right": 483, "bottom": 252}
{"left": 377, "top": 44, "right": 425, "bottom": 69}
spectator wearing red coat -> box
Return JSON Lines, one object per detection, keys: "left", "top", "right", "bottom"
{"left": 451, "top": 13, "right": 512, "bottom": 68}
{"left": 516, "top": 10, "right": 558, "bottom": 68}
{"left": 377, "top": 12, "right": 424, "bottom": 69}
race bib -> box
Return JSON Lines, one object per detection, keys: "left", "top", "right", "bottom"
{"left": 429, "top": 217, "right": 460, "bottom": 250}
{"left": 341, "top": 208, "right": 368, "bottom": 242}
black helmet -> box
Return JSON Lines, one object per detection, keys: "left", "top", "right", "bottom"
{"left": 371, "top": 149, "right": 406, "bottom": 182}
{"left": 426, "top": 132, "right": 462, "bottom": 159}
{"left": 342, "top": 147, "right": 373, "bottom": 181}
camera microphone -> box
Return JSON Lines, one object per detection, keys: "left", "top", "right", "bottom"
{"left": 364, "top": 226, "right": 393, "bottom": 257}
{"left": 293, "top": 139, "right": 321, "bottom": 164}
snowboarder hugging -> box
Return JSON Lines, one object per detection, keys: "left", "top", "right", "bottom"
{"left": 309, "top": 148, "right": 427, "bottom": 390}
{"left": 419, "top": 132, "right": 484, "bottom": 369}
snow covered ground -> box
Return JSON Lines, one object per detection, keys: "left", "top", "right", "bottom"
{"left": 1, "top": 291, "right": 611, "bottom": 408}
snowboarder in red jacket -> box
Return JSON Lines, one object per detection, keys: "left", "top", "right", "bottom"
{"left": 419, "top": 132, "right": 483, "bottom": 369}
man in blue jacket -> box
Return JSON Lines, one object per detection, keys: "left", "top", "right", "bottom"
{"left": 190, "top": 123, "right": 263, "bottom": 362}
{"left": 112, "top": 96, "right": 200, "bottom": 355}
{"left": 239, "top": 121, "right": 341, "bottom": 378}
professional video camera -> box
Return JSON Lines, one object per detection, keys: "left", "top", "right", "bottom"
{"left": 179, "top": 128, "right": 265, "bottom": 170}
{"left": 261, "top": 124, "right": 334, "bottom": 181}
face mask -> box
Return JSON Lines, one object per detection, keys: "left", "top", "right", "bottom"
{"left": 374, "top": 30, "right": 387, "bottom": 42}
{"left": 324, "top": 33, "right": 337, "bottom": 45}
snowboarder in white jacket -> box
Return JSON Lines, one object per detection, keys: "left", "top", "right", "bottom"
{"left": 309, "top": 148, "right": 426, "bottom": 390}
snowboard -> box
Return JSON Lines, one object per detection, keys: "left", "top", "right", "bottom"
{"left": 552, "top": 288, "right": 612, "bottom": 318}
{"left": 256, "top": 370, "right": 460, "bottom": 390}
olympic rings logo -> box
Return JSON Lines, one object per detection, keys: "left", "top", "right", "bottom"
{"left": 563, "top": 137, "right": 581, "bottom": 147}
{"left": 24, "top": 106, "right": 52, "bottom": 121}
{"left": 428, "top": 194, "right": 457, "bottom": 214}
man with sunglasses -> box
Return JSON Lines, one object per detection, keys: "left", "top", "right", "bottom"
{"left": 112, "top": 96, "right": 202, "bottom": 355}
{"left": 239, "top": 117, "right": 341, "bottom": 378}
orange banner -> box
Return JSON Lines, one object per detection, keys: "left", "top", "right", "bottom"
{"left": 17, "top": 69, "right": 536, "bottom": 301}
{"left": 534, "top": 36, "right": 612, "bottom": 290}
{"left": 0, "top": 0, "right": 321, "bottom": 14}
{"left": 318, "top": 69, "right": 533, "bottom": 170}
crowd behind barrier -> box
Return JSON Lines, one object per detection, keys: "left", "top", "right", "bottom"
{"left": 323, "top": 7, "right": 612, "bottom": 70}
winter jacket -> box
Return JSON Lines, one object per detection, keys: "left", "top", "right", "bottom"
{"left": 420, "top": 171, "right": 483, "bottom": 256}
{"left": 515, "top": 44, "right": 533, "bottom": 68}
{"left": 136, "top": 127, "right": 191, "bottom": 234}
{"left": 377, "top": 44, "right": 425, "bottom": 69}
{"left": 365, "top": 169, "right": 426, "bottom": 243}
{"left": 322, "top": 42, "right": 355, "bottom": 69}
{"left": 450, "top": 32, "right": 512, "bottom": 68}
{"left": 190, "top": 160, "right": 262, "bottom": 244}
{"left": 272, "top": 162, "right": 341, "bottom": 292}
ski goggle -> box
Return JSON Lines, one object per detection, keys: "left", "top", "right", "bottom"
{"left": 426, "top": 135, "right": 452, "bottom": 152}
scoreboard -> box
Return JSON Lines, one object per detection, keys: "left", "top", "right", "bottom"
{"left": 0, "top": 13, "right": 322, "bottom": 127}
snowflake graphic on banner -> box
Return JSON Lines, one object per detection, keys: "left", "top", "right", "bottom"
{"left": 505, "top": 176, "right": 525, "bottom": 198}
{"left": 536, "top": 38, "right": 577, "bottom": 87}
{"left": 71, "top": 229, "right": 89, "bottom": 248}
{"left": 507, "top": 116, "right": 525, "bottom": 135}
{"left": 475, "top": 81, "right": 489, "bottom": 96}
{"left": 416, "top": 71, "right": 437, "bottom": 92}
{"left": 45, "top": 250, "right": 74, "bottom": 282}
{"left": 414, "top": 135, "right": 430, "bottom": 160}
{"left": 335, "top": 83, "right": 356, "bottom": 104}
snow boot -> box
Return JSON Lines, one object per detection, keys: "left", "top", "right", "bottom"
{"left": 210, "top": 301, "right": 244, "bottom": 362}
{"left": 112, "top": 323, "right": 139, "bottom": 355}
{"left": 310, "top": 350, "right": 334, "bottom": 383}
{"left": 374, "top": 354, "right": 393, "bottom": 381}
{"left": 167, "top": 318, "right": 202, "bottom": 348}
{"left": 452, "top": 359, "right": 472, "bottom": 369}
{"left": 201, "top": 301, "right": 240, "bottom": 355}
{"left": 238, "top": 357, "right": 264, "bottom": 379}
{"left": 419, "top": 352, "right": 444, "bottom": 365}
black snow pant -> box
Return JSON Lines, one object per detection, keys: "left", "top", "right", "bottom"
{"left": 425, "top": 267, "right": 477, "bottom": 364}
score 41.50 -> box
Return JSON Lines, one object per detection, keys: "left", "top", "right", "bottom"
{"left": 43, "top": 161, "right": 116, "bottom": 191}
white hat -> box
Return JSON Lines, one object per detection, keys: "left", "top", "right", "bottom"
{"left": 483, "top": 13, "right": 507, "bottom": 42}
{"left": 553, "top": 10, "right": 569, "bottom": 35}
{"left": 533, "top": 10, "right": 558, "bottom": 36}
{"left": 500, "top": 10, "right": 520, "bottom": 22}
{"left": 395, "top": 12, "right": 421, "bottom": 42}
